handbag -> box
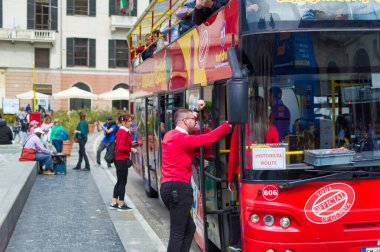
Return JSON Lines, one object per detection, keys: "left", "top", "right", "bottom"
{"left": 73, "top": 136, "right": 79, "bottom": 143}
{"left": 19, "top": 135, "right": 37, "bottom": 161}
{"left": 19, "top": 148, "right": 37, "bottom": 161}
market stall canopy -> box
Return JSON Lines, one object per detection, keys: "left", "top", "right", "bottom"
{"left": 129, "top": 90, "right": 152, "bottom": 100}
{"left": 98, "top": 88, "right": 130, "bottom": 100}
{"left": 16, "top": 90, "right": 50, "bottom": 99}
{"left": 52, "top": 87, "right": 98, "bottom": 100}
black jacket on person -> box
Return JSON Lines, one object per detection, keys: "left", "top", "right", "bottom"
{"left": 0, "top": 119, "right": 13, "bottom": 144}
{"left": 193, "top": 0, "right": 229, "bottom": 25}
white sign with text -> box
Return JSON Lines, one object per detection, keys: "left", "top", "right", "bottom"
{"left": 251, "top": 147, "right": 286, "bottom": 170}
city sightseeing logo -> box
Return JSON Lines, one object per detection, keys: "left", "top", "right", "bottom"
{"left": 198, "top": 29, "right": 209, "bottom": 69}
{"left": 304, "top": 183, "right": 355, "bottom": 224}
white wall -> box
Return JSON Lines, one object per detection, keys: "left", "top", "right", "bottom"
{"left": 3, "top": 0, "right": 27, "bottom": 30}
{"left": 0, "top": 42, "right": 34, "bottom": 68}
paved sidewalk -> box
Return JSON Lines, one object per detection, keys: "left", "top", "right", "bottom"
{"left": 5, "top": 133, "right": 166, "bottom": 252}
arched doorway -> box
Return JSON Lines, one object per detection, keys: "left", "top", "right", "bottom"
{"left": 70, "top": 82, "right": 92, "bottom": 110}
{"left": 112, "top": 83, "right": 129, "bottom": 110}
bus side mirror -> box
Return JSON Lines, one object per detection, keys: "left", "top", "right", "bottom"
{"left": 227, "top": 77, "right": 248, "bottom": 124}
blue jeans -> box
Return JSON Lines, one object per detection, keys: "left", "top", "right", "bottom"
{"left": 35, "top": 152, "right": 53, "bottom": 170}
{"left": 52, "top": 139, "right": 63, "bottom": 153}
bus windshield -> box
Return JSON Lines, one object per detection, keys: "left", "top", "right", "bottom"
{"left": 241, "top": 30, "right": 380, "bottom": 181}
{"left": 241, "top": 0, "right": 380, "bottom": 32}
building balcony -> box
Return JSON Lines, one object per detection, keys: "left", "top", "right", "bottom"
{"left": 111, "top": 15, "right": 137, "bottom": 31}
{"left": 0, "top": 29, "right": 56, "bottom": 44}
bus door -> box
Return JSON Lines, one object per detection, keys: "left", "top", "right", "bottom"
{"left": 131, "top": 98, "right": 145, "bottom": 179}
{"left": 144, "top": 96, "right": 159, "bottom": 198}
{"left": 188, "top": 83, "right": 237, "bottom": 252}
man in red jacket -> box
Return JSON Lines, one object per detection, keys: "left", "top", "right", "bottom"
{"left": 160, "top": 100, "right": 231, "bottom": 252}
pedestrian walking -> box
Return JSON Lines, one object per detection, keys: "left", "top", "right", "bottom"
{"left": 73, "top": 113, "right": 90, "bottom": 171}
{"left": 160, "top": 100, "right": 231, "bottom": 252}
{"left": 13, "top": 118, "right": 22, "bottom": 143}
{"left": 110, "top": 114, "right": 138, "bottom": 211}
{"left": 96, "top": 115, "right": 118, "bottom": 168}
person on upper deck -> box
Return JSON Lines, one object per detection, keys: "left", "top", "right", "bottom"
{"left": 193, "top": 0, "right": 229, "bottom": 26}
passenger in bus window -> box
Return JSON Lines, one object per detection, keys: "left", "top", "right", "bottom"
{"left": 246, "top": 0, "right": 269, "bottom": 28}
{"left": 228, "top": 96, "right": 279, "bottom": 192}
{"left": 351, "top": 1, "right": 380, "bottom": 20}
{"left": 269, "top": 87, "right": 290, "bottom": 142}
{"left": 159, "top": 19, "right": 179, "bottom": 44}
{"left": 193, "top": 0, "right": 230, "bottom": 26}
{"left": 373, "top": 119, "right": 380, "bottom": 150}
{"left": 160, "top": 100, "right": 231, "bottom": 252}
{"left": 301, "top": 2, "right": 348, "bottom": 21}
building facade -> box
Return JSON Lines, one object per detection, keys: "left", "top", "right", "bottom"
{"left": 0, "top": 0, "right": 150, "bottom": 111}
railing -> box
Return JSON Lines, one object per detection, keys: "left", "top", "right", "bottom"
{"left": 0, "top": 29, "right": 56, "bottom": 43}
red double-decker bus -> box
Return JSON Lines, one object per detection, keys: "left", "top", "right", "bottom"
{"left": 127, "top": 0, "right": 380, "bottom": 251}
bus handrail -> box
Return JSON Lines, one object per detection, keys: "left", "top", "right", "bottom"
{"left": 220, "top": 149, "right": 304, "bottom": 155}
{"left": 205, "top": 171, "right": 227, "bottom": 183}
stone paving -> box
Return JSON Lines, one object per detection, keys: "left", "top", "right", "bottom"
{"left": 6, "top": 157, "right": 125, "bottom": 251}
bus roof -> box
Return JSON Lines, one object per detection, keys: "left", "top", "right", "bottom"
{"left": 126, "top": 0, "right": 190, "bottom": 47}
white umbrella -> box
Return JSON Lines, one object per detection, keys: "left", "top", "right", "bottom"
{"left": 98, "top": 88, "right": 130, "bottom": 100}
{"left": 53, "top": 86, "right": 98, "bottom": 100}
{"left": 16, "top": 90, "right": 50, "bottom": 99}
{"left": 129, "top": 90, "right": 152, "bottom": 100}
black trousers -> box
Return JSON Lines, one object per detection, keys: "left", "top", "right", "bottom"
{"left": 113, "top": 159, "right": 132, "bottom": 201}
{"left": 76, "top": 137, "right": 89, "bottom": 168}
{"left": 160, "top": 181, "right": 196, "bottom": 252}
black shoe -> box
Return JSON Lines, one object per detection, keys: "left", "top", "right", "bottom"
{"left": 83, "top": 167, "right": 90, "bottom": 171}
{"left": 109, "top": 203, "right": 118, "bottom": 210}
{"left": 96, "top": 161, "right": 101, "bottom": 165}
{"left": 117, "top": 204, "right": 132, "bottom": 212}
{"left": 73, "top": 167, "right": 80, "bottom": 170}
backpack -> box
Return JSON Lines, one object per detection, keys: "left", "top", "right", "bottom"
{"left": 104, "top": 141, "right": 116, "bottom": 164}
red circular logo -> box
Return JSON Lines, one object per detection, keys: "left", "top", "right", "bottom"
{"left": 262, "top": 185, "right": 279, "bottom": 201}
{"left": 304, "top": 183, "right": 355, "bottom": 224}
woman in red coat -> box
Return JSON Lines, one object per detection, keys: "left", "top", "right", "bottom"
{"left": 110, "top": 114, "right": 138, "bottom": 211}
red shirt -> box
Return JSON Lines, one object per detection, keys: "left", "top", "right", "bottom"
{"left": 227, "top": 124, "right": 279, "bottom": 183}
{"left": 115, "top": 127, "right": 132, "bottom": 160}
{"left": 161, "top": 122, "right": 231, "bottom": 184}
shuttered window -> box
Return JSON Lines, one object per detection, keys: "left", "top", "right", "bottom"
{"left": 27, "top": 0, "right": 35, "bottom": 29}
{"left": 109, "top": 0, "right": 137, "bottom": 16}
{"left": 35, "top": 48, "right": 50, "bottom": 68}
{"left": 68, "top": 0, "right": 95, "bottom": 16}
{"left": 50, "top": 0, "right": 58, "bottom": 30}
{"left": 0, "top": 0, "right": 2, "bottom": 28}
{"left": 109, "top": 40, "right": 129, "bottom": 68}
{"left": 67, "top": 38, "right": 96, "bottom": 68}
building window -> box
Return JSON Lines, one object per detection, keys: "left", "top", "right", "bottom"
{"left": 109, "top": 40, "right": 129, "bottom": 68}
{"left": 74, "top": 38, "right": 88, "bottom": 66}
{"left": 74, "top": 0, "right": 88, "bottom": 15}
{"left": 28, "top": 0, "right": 57, "bottom": 30}
{"left": 109, "top": 0, "right": 137, "bottom": 16}
{"left": 70, "top": 82, "right": 91, "bottom": 110}
{"left": 35, "top": 48, "right": 50, "bottom": 68}
{"left": 35, "top": 1, "right": 49, "bottom": 30}
{"left": 67, "top": 38, "right": 96, "bottom": 67}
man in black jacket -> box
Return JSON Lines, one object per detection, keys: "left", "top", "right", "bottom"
{"left": 0, "top": 119, "right": 13, "bottom": 145}
{"left": 193, "top": 0, "right": 229, "bottom": 25}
